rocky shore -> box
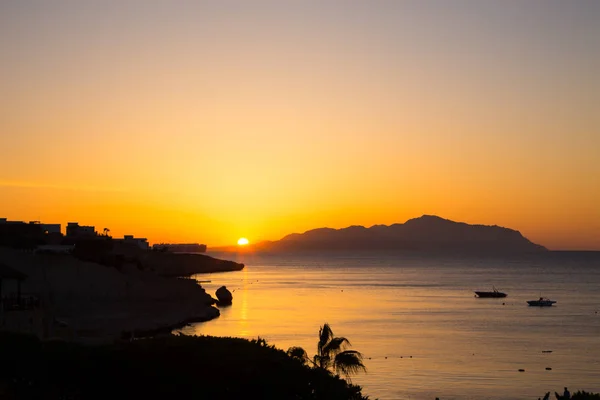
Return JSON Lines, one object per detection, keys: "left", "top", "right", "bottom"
{"left": 0, "top": 247, "right": 235, "bottom": 343}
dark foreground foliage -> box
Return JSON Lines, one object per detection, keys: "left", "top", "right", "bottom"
{"left": 0, "top": 332, "right": 368, "bottom": 400}
{"left": 571, "top": 391, "right": 600, "bottom": 399}
{"left": 541, "top": 390, "right": 600, "bottom": 400}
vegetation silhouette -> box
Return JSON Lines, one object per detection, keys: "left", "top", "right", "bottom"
{"left": 0, "top": 332, "right": 368, "bottom": 400}
{"left": 287, "top": 323, "right": 366, "bottom": 380}
{"left": 570, "top": 391, "right": 600, "bottom": 399}
{"left": 549, "top": 390, "right": 599, "bottom": 400}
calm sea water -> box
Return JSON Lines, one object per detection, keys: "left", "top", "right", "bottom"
{"left": 179, "top": 252, "right": 600, "bottom": 400}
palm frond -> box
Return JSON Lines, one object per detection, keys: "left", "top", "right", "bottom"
{"left": 318, "top": 323, "right": 334, "bottom": 355}
{"left": 334, "top": 350, "right": 366, "bottom": 378}
{"left": 314, "top": 354, "right": 331, "bottom": 370}
{"left": 286, "top": 346, "right": 308, "bottom": 364}
{"left": 313, "top": 354, "right": 321, "bottom": 368}
{"left": 310, "top": 323, "right": 367, "bottom": 378}
{"left": 322, "top": 336, "right": 350, "bottom": 357}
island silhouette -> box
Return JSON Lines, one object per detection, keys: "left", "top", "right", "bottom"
{"left": 214, "top": 215, "right": 547, "bottom": 254}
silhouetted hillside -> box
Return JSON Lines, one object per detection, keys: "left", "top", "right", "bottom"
{"left": 232, "top": 215, "right": 547, "bottom": 254}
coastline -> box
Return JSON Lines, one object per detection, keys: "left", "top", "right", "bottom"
{"left": 142, "top": 251, "right": 244, "bottom": 277}
{"left": 0, "top": 247, "right": 239, "bottom": 343}
{"left": 125, "top": 310, "right": 218, "bottom": 339}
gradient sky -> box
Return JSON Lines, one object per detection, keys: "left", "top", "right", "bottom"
{"left": 1, "top": 1, "right": 599, "bottom": 250}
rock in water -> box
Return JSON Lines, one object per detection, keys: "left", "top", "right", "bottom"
{"left": 216, "top": 286, "right": 233, "bottom": 305}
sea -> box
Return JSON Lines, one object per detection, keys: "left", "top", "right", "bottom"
{"left": 178, "top": 251, "right": 600, "bottom": 400}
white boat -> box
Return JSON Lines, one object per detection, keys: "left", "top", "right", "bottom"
{"left": 527, "top": 297, "right": 556, "bottom": 307}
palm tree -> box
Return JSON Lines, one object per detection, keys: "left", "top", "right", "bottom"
{"left": 287, "top": 323, "right": 366, "bottom": 379}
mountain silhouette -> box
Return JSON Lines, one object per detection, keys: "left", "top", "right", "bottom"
{"left": 218, "top": 215, "right": 547, "bottom": 254}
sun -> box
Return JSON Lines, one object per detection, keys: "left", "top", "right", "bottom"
{"left": 237, "top": 237, "right": 249, "bottom": 246}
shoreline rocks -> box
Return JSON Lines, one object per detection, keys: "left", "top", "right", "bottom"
{"left": 215, "top": 286, "right": 233, "bottom": 305}
{"left": 122, "top": 306, "right": 220, "bottom": 340}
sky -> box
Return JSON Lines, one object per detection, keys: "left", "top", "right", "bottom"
{"left": 1, "top": 1, "right": 599, "bottom": 250}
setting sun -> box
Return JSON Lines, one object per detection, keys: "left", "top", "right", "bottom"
{"left": 237, "top": 238, "right": 249, "bottom": 246}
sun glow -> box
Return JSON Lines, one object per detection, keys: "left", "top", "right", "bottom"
{"left": 237, "top": 237, "right": 249, "bottom": 246}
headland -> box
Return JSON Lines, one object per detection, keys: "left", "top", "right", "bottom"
{"left": 0, "top": 218, "right": 244, "bottom": 342}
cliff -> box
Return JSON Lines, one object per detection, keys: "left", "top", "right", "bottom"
{"left": 0, "top": 247, "right": 220, "bottom": 342}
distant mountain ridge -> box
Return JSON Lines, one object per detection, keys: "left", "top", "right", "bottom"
{"left": 217, "top": 215, "right": 547, "bottom": 254}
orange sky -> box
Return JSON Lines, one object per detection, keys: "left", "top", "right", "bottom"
{"left": 1, "top": 2, "right": 599, "bottom": 250}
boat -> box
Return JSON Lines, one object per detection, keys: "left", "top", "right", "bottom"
{"left": 527, "top": 297, "right": 557, "bottom": 307}
{"left": 474, "top": 287, "right": 507, "bottom": 298}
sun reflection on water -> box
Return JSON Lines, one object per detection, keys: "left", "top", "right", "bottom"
{"left": 235, "top": 267, "right": 249, "bottom": 336}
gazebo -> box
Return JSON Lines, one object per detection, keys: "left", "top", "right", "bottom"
{"left": 0, "top": 263, "right": 28, "bottom": 310}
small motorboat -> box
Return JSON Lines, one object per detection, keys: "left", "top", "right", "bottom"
{"left": 527, "top": 297, "right": 556, "bottom": 307}
{"left": 474, "top": 287, "right": 507, "bottom": 298}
